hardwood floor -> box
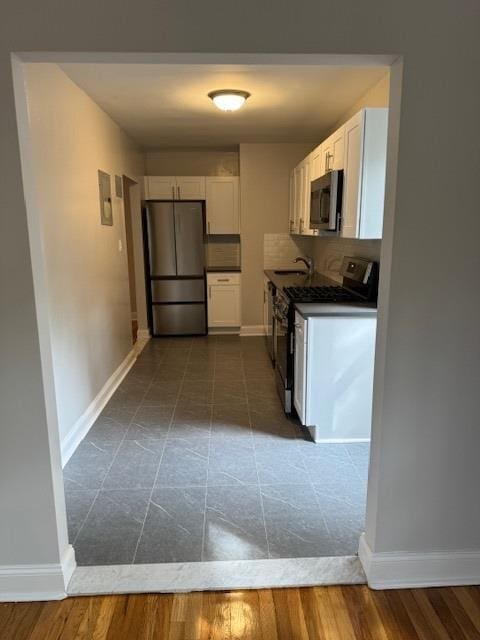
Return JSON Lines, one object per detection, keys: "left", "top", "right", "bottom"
{"left": 1, "top": 585, "right": 480, "bottom": 639}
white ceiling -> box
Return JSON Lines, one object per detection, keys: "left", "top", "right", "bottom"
{"left": 60, "top": 63, "right": 388, "bottom": 149}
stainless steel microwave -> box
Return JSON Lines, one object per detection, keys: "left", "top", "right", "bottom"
{"left": 309, "top": 170, "right": 343, "bottom": 232}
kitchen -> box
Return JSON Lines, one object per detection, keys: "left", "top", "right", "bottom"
{"left": 22, "top": 61, "right": 389, "bottom": 571}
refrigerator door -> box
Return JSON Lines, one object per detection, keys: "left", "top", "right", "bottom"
{"left": 146, "top": 202, "right": 176, "bottom": 276}
{"left": 152, "top": 304, "right": 206, "bottom": 335}
{"left": 151, "top": 279, "right": 205, "bottom": 303}
{"left": 174, "top": 202, "right": 205, "bottom": 276}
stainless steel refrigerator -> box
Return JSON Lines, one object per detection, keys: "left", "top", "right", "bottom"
{"left": 143, "top": 201, "right": 206, "bottom": 336}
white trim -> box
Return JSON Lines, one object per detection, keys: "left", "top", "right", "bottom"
{"left": 358, "top": 533, "right": 480, "bottom": 589}
{"left": 60, "top": 349, "right": 137, "bottom": 467}
{"left": 67, "top": 556, "right": 365, "bottom": 596}
{"left": 307, "top": 427, "right": 370, "bottom": 444}
{"left": 0, "top": 545, "right": 75, "bottom": 602}
{"left": 208, "top": 327, "right": 240, "bottom": 335}
{"left": 240, "top": 325, "right": 265, "bottom": 336}
{"left": 136, "top": 328, "right": 151, "bottom": 340}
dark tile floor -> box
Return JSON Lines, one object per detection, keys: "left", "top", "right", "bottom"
{"left": 63, "top": 336, "right": 369, "bottom": 566}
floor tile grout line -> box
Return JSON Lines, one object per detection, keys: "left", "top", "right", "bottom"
{"left": 71, "top": 352, "right": 164, "bottom": 549}
{"left": 71, "top": 488, "right": 100, "bottom": 548}
{"left": 132, "top": 339, "right": 194, "bottom": 565}
{"left": 67, "top": 343, "right": 164, "bottom": 549}
{"left": 245, "top": 352, "right": 272, "bottom": 560}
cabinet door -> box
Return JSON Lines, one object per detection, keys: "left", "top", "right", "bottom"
{"left": 342, "top": 111, "right": 363, "bottom": 238}
{"left": 331, "top": 125, "right": 345, "bottom": 170}
{"left": 205, "top": 177, "right": 240, "bottom": 234}
{"left": 294, "top": 313, "right": 307, "bottom": 423}
{"left": 288, "top": 170, "right": 296, "bottom": 234}
{"left": 145, "top": 176, "right": 176, "bottom": 200}
{"left": 176, "top": 176, "right": 206, "bottom": 200}
{"left": 309, "top": 143, "right": 324, "bottom": 180}
{"left": 301, "top": 157, "right": 317, "bottom": 236}
{"left": 322, "top": 126, "right": 345, "bottom": 174}
{"left": 342, "top": 109, "right": 387, "bottom": 239}
{"left": 207, "top": 284, "right": 240, "bottom": 327}
{"left": 293, "top": 163, "right": 304, "bottom": 234}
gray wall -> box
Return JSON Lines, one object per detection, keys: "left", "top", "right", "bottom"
{"left": 145, "top": 149, "right": 239, "bottom": 176}
{"left": 23, "top": 64, "right": 144, "bottom": 453}
{"left": 0, "top": 0, "right": 479, "bottom": 582}
{"left": 240, "top": 143, "right": 315, "bottom": 326}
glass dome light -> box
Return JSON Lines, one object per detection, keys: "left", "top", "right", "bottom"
{"left": 208, "top": 89, "right": 251, "bottom": 112}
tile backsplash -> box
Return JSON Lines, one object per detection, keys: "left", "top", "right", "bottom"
{"left": 264, "top": 233, "right": 314, "bottom": 270}
{"left": 263, "top": 233, "right": 381, "bottom": 282}
{"left": 205, "top": 235, "right": 241, "bottom": 269}
{"left": 312, "top": 236, "right": 381, "bottom": 283}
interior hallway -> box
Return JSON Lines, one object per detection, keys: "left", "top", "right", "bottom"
{"left": 63, "top": 336, "right": 368, "bottom": 565}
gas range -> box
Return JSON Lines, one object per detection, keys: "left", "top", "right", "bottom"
{"left": 283, "top": 285, "right": 360, "bottom": 304}
{"left": 273, "top": 256, "right": 379, "bottom": 415}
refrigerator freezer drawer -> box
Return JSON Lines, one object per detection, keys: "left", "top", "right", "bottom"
{"left": 151, "top": 279, "right": 205, "bottom": 303}
{"left": 152, "top": 304, "right": 206, "bottom": 335}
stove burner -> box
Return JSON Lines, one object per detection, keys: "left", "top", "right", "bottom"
{"left": 283, "top": 285, "right": 360, "bottom": 303}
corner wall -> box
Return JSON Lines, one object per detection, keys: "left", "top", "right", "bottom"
{"left": 239, "top": 143, "right": 314, "bottom": 327}
{"left": 23, "top": 63, "right": 144, "bottom": 451}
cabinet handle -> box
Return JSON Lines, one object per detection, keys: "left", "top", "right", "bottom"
{"left": 177, "top": 185, "right": 181, "bottom": 199}
{"left": 207, "top": 221, "right": 211, "bottom": 234}
{"left": 172, "top": 186, "right": 175, "bottom": 199}
{"left": 217, "top": 278, "right": 229, "bottom": 282}
{"left": 299, "top": 218, "right": 303, "bottom": 233}
{"left": 208, "top": 285, "right": 212, "bottom": 299}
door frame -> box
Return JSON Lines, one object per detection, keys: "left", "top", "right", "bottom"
{"left": 10, "top": 51, "right": 402, "bottom": 595}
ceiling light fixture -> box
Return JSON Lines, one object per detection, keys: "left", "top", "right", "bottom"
{"left": 208, "top": 89, "right": 251, "bottom": 112}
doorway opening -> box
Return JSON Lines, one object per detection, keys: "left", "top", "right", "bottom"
{"left": 13, "top": 52, "right": 400, "bottom": 592}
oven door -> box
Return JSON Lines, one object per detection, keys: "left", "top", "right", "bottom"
{"left": 274, "top": 307, "right": 292, "bottom": 413}
{"left": 310, "top": 170, "right": 343, "bottom": 231}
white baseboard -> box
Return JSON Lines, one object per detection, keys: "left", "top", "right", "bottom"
{"left": 240, "top": 325, "right": 265, "bottom": 336}
{"left": 0, "top": 545, "right": 76, "bottom": 602}
{"left": 307, "top": 427, "right": 370, "bottom": 444}
{"left": 60, "top": 349, "right": 137, "bottom": 467}
{"left": 358, "top": 533, "right": 480, "bottom": 589}
{"left": 208, "top": 327, "right": 240, "bottom": 335}
{"left": 136, "top": 328, "right": 150, "bottom": 340}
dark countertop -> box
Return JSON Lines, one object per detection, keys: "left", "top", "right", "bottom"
{"left": 294, "top": 302, "right": 377, "bottom": 318}
{"left": 206, "top": 266, "right": 241, "bottom": 273}
{"left": 264, "top": 269, "right": 377, "bottom": 317}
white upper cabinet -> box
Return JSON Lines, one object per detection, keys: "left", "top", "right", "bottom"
{"left": 291, "top": 156, "right": 317, "bottom": 236}
{"left": 205, "top": 176, "right": 240, "bottom": 235}
{"left": 310, "top": 143, "right": 324, "bottom": 181}
{"left": 175, "top": 176, "right": 206, "bottom": 200}
{"left": 322, "top": 125, "right": 345, "bottom": 173}
{"left": 288, "top": 107, "right": 388, "bottom": 239}
{"left": 342, "top": 108, "right": 388, "bottom": 239}
{"left": 144, "top": 176, "right": 206, "bottom": 200}
{"left": 144, "top": 176, "right": 176, "bottom": 200}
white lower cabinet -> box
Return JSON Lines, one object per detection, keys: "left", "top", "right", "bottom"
{"left": 294, "top": 310, "right": 377, "bottom": 442}
{"left": 293, "top": 313, "right": 307, "bottom": 423}
{"left": 207, "top": 273, "right": 241, "bottom": 332}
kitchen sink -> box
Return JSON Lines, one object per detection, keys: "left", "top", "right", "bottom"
{"left": 273, "top": 270, "right": 307, "bottom": 275}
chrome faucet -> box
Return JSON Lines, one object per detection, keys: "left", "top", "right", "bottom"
{"left": 293, "top": 255, "right": 315, "bottom": 277}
